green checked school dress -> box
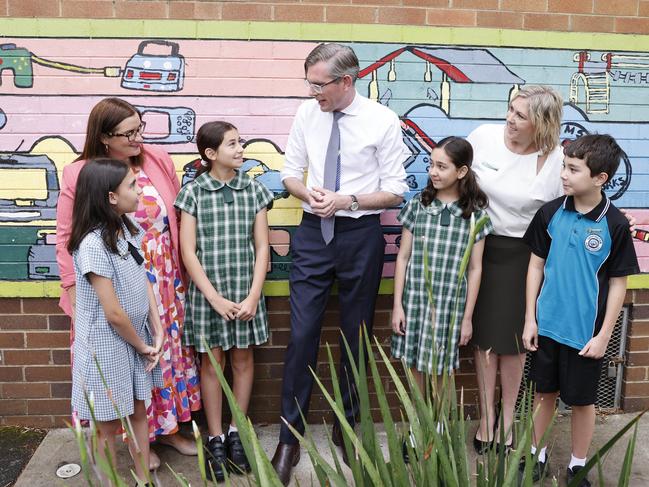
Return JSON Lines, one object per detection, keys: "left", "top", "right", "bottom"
{"left": 174, "top": 170, "right": 273, "bottom": 352}
{"left": 391, "top": 196, "right": 493, "bottom": 375}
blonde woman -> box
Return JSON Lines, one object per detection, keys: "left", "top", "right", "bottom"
{"left": 469, "top": 86, "right": 564, "bottom": 454}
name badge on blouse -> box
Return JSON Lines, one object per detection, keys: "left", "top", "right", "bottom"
{"left": 481, "top": 161, "right": 499, "bottom": 171}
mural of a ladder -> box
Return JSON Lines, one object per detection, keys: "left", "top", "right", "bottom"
{"left": 570, "top": 51, "right": 610, "bottom": 114}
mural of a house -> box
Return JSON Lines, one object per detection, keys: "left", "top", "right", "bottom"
{"left": 358, "top": 46, "right": 525, "bottom": 114}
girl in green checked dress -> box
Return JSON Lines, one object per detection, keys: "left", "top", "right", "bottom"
{"left": 175, "top": 122, "right": 273, "bottom": 482}
{"left": 391, "top": 136, "right": 493, "bottom": 391}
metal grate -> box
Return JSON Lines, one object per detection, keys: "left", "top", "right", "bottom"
{"left": 516, "top": 306, "right": 629, "bottom": 413}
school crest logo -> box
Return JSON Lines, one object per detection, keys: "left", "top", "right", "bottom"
{"left": 584, "top": 234, "right": 604, "bottom": 252}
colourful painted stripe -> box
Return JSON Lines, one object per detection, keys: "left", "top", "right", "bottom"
{"left": 0, "top": 19, "right": 648, "bottom": 51}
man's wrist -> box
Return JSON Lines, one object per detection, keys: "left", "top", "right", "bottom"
{"left": 348, "top": 194, "right": 359, "bottom": 211}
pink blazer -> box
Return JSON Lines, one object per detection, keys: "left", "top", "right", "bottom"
{"left": 55, "top": 145, "right": 184, "bottom": 316}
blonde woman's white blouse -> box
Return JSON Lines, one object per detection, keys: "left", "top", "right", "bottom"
{"left": 468, "top": 124, "right": 564, "bottom": 238}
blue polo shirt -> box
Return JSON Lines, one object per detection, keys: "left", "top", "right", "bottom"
{"left": 523, "top": 194, "right": 638, "bottom": 350}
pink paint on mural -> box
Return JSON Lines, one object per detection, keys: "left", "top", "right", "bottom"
{"left": 0, "top": 38, "right": 316, "bottom": 97}
{"left": 0, "top": 95, "right": 300, "bottom": 152}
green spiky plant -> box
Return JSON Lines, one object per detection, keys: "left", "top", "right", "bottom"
{"left": 72, "top": 334, "right": 644, "bottom": 486}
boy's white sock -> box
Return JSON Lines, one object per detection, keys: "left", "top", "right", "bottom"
{"left": 531, "top": 445, "right": 547, "bottom": 463}
{"left": 228, "top": 425, "right": 238, "bottom": 435}
{"left": 208, "top": 434, "right": 226, "bottom": 442}
{"left": 568, "top": 454, "right": 586, "bottom": 470}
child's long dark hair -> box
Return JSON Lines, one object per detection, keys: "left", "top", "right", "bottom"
{"left": 68, "top": 158, "right": 139, "bottom": 254}
{"left": 194, "top": 121, "right": 238, "bottom": 178}
{"left": 420, "top": 136, "right": 488, "bottom": 218}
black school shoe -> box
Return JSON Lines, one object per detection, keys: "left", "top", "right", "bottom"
{"left": 205, "top": 436, "right": 228, "bottom": 482}
{"left": 518, "top": 456, "right": 549, "bottom": 484}
{"left": 567, "top": 465, "right": 592, "bottom": 487}
{"left": 226, "top": 431, "right": 252, "bottom": 474}
{"left": 473, "top": 435, "right": 492, "bottom": 455}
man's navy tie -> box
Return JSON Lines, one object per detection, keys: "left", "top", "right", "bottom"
{"left": 321, "top": 111, "right": 344, "bottom": 245}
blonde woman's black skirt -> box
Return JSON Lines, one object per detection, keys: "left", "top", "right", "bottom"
{"left": 470, "top": 234, "right": 530, "bottom": 355}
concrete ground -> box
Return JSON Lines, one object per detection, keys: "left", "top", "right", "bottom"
{"left": 16, "top": 412, "right": 649, "bottom": 486}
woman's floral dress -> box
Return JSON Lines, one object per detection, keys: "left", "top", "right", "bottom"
{"left": 134, "top": 168, "right": 201, "bottom": 439}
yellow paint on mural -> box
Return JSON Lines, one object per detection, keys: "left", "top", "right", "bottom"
{"left": 0, "top": 275, "right": 647, "bottom": 297}
{"left": 0, "top": 169, "right": 48, "bottom": 201}
{"left": 30, "top": 137, "right": 78, "bottom": 175}
{"left": 629, "top": 274, "right": 649, "bottom": 289}
{"left": 244, "top": 141, "right": 284, "bottom": 171}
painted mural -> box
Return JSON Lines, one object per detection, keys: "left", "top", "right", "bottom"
{"left": 1, "top": 26, "right": 648, "bottom": 296}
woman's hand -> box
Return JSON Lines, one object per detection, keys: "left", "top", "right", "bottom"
{"left": 620, "top": 208, "right": 636, "bottom": 232}
{"left": 459, "top": 317, "right": 473, "bottom": 346}
{"left": 210, "top": 295, "right": 241, "bottom": 321}
{"left": 391, "top": 306, "right": 406, "bottom": 335}
{"left": 236, "top": 295, "right": 259, "bottom": 321}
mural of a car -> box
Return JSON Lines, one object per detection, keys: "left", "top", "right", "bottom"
{"left": 136, "top": 105, "right": 195, "bottom": 144}
{"left": 0, "top": 153, "right": 59, "bottom": 280}
{"left": 180, "top": 157, "right": 289, "bottom": 200}
{"left": 400, "top": 102, "right": 641, "bottom": 207}
{"left": 121, "top": 40, "right": 185, "bottom": 92}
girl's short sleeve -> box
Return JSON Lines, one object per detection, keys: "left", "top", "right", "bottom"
{"left": 253, "top": 181, "right": 274, "bottom": 213}
{"left": 474, "top": 210, "right": 494, "bottom": 243}
{"left": 174, "top": 183, "right": 197, "bottom": 216}
{"left": 75, "top": 233, "right": 113, "bottom": 280}
{"left": 397, "top": 197, "right": 418, "bottom": 232}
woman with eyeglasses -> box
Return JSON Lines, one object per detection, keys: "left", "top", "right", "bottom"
{"left": 55, "top": 97, "right": 200, "bottom": 469}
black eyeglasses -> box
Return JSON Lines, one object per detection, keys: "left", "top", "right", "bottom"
{"left": 304, "top": 77, "right": 342, "bottom": 94}
{"left": 108, "top": 122, "right": 146, "bottom": 142}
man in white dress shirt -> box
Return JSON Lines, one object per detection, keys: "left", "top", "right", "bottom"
{"left": 271, "top": 43, "right": 409, "bottom": 483}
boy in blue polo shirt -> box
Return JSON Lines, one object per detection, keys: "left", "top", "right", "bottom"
{"left": 520, "top": 134, "right": 638, "bottom": 486}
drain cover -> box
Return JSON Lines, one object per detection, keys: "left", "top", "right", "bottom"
{"left": 56, "top": 463, "right": 81, "bottom": 479}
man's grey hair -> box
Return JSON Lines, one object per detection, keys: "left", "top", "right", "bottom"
{"left": 304, "top": 43, "right": 359, "bottom": 82}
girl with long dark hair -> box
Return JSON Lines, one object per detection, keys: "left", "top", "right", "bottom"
{"left": 391, "top": 136, "right": 492, "bottom": 386}
{"left": 68, "top": 158, "right": 163, "bottom": 486}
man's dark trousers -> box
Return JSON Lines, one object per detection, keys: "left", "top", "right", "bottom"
{"left": 279, "top": 212, "right": 385, "bottom": 444}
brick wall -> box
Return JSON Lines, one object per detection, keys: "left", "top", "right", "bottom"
{"left": 2, "top": 0, "right": 649, "bottom": 35}
{"left": 1, "top": 296, "right": 483, "bottom": 427}
{"left": 624, "top": 290, "right": 649, "bottom": 410}
{"left": 1, "top": 293, "right": 645, "bottom": 427}
{"left": 0, "top": 299, "right": 71, "bottom": 427}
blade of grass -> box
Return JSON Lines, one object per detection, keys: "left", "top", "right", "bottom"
{"left": 283, "top": 420, "right": 350, "bottom": 487}
{"left": 616, "top": 422, "right": 638, "bottom": 487}
{"left": 308, "top": 362, "right": 383, "bottom": 485}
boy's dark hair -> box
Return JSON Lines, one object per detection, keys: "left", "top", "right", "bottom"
{"left": 420, "top": 136, "right": 488, "bottom": 218}
{"left": 195, "top": 121, "right": 238, "bottom": 178}
{"left": 564, "top": 134, "right": 625, "bottom": 180}
{"left": 68, "top": 158, "right": 139, "bottom": 254}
